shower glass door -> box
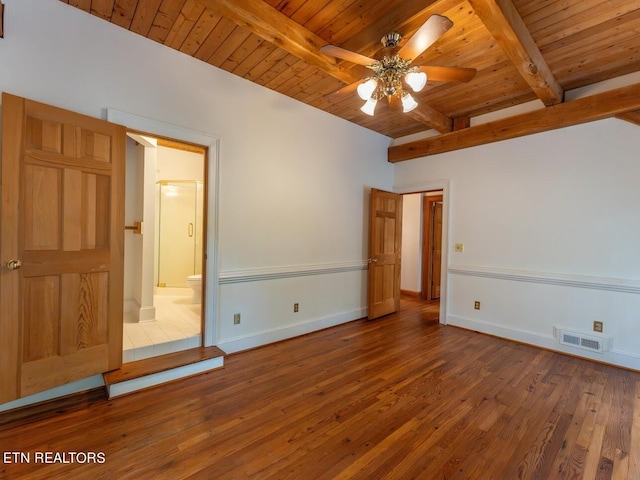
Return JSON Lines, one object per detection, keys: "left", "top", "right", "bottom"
{"left": 156, "top": 181, "right": 200, "bottom": 287}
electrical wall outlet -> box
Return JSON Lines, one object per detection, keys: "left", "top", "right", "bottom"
{"left": 474, "top": 301, "right": 481, "bottom": 310}
{"left": 233, "top": 313, "right": 241, "bottom": 325}
{"left": 593, "top": 321, "right": 603, "bottom": 333}
{"left": 294, "top": 303, "right": 299, "bottom": 313}
{"left": 454, "top": 243, "right": 464, "bottom": 253}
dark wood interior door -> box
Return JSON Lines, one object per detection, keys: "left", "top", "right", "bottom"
{"left": 422, "top": 194, "right": 443, "bottom": 301}
{"left": 431, "top": 201, "right": 443, "bottom": 299}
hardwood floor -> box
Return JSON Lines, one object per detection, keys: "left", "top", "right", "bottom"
{"left": 1, "top": 296, "right": 639, "bottom": 479}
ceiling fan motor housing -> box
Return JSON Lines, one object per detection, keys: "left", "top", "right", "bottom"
{"left": 367, "top": 55, "right": 418, "bottom": 98}
{"left": 381, "top": 32, "right": 402, "bottom": 48}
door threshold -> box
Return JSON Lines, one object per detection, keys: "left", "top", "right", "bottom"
{"left": 104, "top": 346, "right": 225, "bottom": 399}
{"left": 123, "top": 335, "right": 201, "bottom": 363}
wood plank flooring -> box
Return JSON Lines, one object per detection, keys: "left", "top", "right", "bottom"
{"left": 1, "top": 296, "right": 640, "bottom": 479}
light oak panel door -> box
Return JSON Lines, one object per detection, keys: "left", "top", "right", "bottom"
{"left": 368, "top": 188, "right": 402, "bottom": 320}
{"left": 0, "top": 93, "right": 125, "bottom": 402}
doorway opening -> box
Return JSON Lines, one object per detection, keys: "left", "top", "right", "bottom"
{"left": 122, "top": 135, "right": 207, "bottom": 362}
{"left": 400, "top": 190, "right": 443, "bottom": 310}
{"left": 422, "top": 193, "right": 443, "bottom": 301}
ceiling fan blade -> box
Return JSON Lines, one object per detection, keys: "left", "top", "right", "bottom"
{"left": 319, "top": 45, "right": 376, "bottom": 66}
{"left": 419, "top": 65, "right": 477, "bottom": 83}
{"left": 398, "top": 14, "right": 453, "bottom": 62}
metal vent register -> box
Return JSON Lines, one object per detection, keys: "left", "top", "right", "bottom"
{"left": 554, "top": 327, "right": 612, "bottom": 354}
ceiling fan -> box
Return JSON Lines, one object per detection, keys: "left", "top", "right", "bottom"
{"left": 319, "top": 15, "right": 477, "bottom": 116}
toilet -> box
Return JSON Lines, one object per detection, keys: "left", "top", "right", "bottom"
{"left": 186, "top": 274, "right": 202, "bottom": 304}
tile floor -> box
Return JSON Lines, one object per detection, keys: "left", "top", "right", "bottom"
{"left": 123, "top": 290, "right": 202, "bottom": 363}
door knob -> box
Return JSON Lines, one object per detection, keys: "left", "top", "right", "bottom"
{"left": 367, "top": 258, "right": 378, "bottom": 263}
{"left": 6, "top": 259, "right": 22, "bottom": 270}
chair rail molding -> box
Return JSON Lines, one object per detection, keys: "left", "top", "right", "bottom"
{"left": 448, "top": 264, "right": 640, "bottom": 294}
{"left": 219, "top": 261, "right": 367, "bottom": 284}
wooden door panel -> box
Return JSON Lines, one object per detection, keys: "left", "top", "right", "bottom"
{"left": 21, "top": 345, "right": 110, "bottom": 397}
{"left": 368, "top": 189, "right": 402, "bottom": 320}
{"left": 21, "top": 272, "right": 111, "bottom": 395}
{"left": 61, "top": 272, "right": 110, "bottom": 352}
{"left": 22, "top": 276, "right": 60, "bottom": 362}
{"left": 66, "top": 129, "right": 112, "bottom": 162}
{"left": 0, "top": 93, "right": 125, "bottom": 403}
{"left": 371, "top": 263, "right": 398, "bottom": 313}
{"left": 24, "top": 164, "right": 61, "bottom": 251}
{"left": 26, "top": 117, "right": 63, "bottom": 153}
{"left": 63, "top": 169, "right": 83, "bottom": 250}
{"left": 64, "top": 171, "right": 112, "bottom": 250}
{"left": 84, "top": 173, "right": 111, "bottom": 249}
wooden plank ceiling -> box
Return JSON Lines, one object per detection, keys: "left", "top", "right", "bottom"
{"left": 61, "top": 0, "right": 640, "bottom": 160}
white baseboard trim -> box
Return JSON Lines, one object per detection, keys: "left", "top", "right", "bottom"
{"left": 123, "top": 298, "right": 139, "bottom": 315}
{"left": 219, "top": 307, "right": 367, "bottom": 353}
{"left": 106, "top": 356, "right": 224, "bottom": 399}
{"left": 138, "top": 305, "right": 157, "bottom": 323}
{"left": 123, "top": 300, "right": 156, "bottom": 323}
{"left": 447, "top": 314, "right": 640, "bottom": 371}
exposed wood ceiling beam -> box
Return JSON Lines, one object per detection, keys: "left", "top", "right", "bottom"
{"left": 407, "top": 104, "right": 452, "bottom": 133}
{"left": 194, "top": 0, "right": 360, "bottom": 85}
{"left": 198, "top": 0, "right": 454, "bottom": 133}
{"left": 616, "top": 110, "right": 640, "bottom": 126}
{"left": 468, "top": 0, "right": 563, "bottom": 106}
{"left": 388, "top": 82, "right": 640, "bottom": 162}
{"left": 453, "top": 116, "right": 471, "bottom": 130}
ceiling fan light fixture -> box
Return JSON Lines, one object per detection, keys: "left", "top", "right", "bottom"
{"left": 405, "top": 71, "right": 427, "bottom": 92}
{"left": 401, "top": 92, "right": 418, "bottom": 113}
{"left": 361, "top": 97, "right": 378, "bottom": 116}
{"left": 357, "top": 78, "right": 377, "bottom": 100}
{"left": 321, "top": 15, "right": 475, "bottom": 120}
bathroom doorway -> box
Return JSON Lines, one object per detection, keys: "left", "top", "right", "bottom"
{"left": 123, "top": 136, "right": 207, "bottom": 362}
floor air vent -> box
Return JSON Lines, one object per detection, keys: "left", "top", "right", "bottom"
{"left": 554, "top": 327, "right": 611, "bottom": 353}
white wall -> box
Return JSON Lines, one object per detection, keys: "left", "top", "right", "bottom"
{"left": 156, "top": 146, "right": 204, "bottom": 182}
{"left": 0, "top": 0, "right": 393, "bottom": 408}
{"left": 394, "top": 119, "right": 640, "bottom": 369}
{"left": 401, "top": 193, "right": 422, "bottom": 293}
{"left": 123, "top": 138, "right": 143, "bottom": 311}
